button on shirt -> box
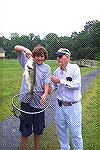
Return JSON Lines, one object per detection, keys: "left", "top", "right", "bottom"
{"left": 53, "top": 63, "right": 82, "bottom": 102}
{"left": 17, "top": 52, "right": 51, "bottom": 109}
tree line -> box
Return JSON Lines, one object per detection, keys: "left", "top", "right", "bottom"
{"left": 0, "top": 20, "right": 100, "bottom": 60}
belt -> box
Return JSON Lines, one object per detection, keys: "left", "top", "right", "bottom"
{"left": 58, "top": 99, "right": 78, "bottom": 107}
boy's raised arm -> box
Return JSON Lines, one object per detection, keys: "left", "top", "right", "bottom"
{"left": 15, "top": 45, "right": 32, "bottom": 58}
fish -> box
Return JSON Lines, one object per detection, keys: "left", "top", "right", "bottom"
{"left": 25, "top": 57, "right": 36, "bottom": 94}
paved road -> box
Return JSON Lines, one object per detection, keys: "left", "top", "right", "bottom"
{"left": 0, "top": 69, "right": 100, "bottom": 149}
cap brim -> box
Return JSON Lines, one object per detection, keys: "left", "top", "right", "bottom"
{"left": 55, "top": 52, "right": 65, "bottom": 55}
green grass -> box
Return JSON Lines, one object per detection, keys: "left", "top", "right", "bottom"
{"left": 80, "top": 67, "right": 96, "bottom": 76}
{"left": 0, "top": 59, "right": 99, "bottom": 149}
{"left": 82, "top": 75, "right": 100, "bottom": 149}
{"left": 28, "top": 123, "right": 60, "bottom": 150}
{"left": 0, "top": 59, "right": 22, "bottom": 119}
{"left": 0, "top": 59, "right": 97, "bottom": 120}
{"left": 20, "top": 74, "right": 100, "bottom": 150}
{"left": 28, "top": 75, "right": 99, "bottom": 150}
{"left": 45, "top": 60, "right": 97, "bottom": 76}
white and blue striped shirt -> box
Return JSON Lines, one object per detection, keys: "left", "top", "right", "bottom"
{"left": 17, "top": 52, "right": 51, "bottom": 108}
{"left": 53, "top": 63, "right": 82, "bottom": 102}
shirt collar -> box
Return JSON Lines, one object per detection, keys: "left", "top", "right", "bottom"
{"left": 59, "top": 62, "right": 70, "bottom": 73}
{"left": 65, "top": 62, "right": 70, "bottom": 70}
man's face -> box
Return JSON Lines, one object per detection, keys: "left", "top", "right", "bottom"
{"left": 57, "top": 54, "right": 70, "bottom": 66}
{"left": 33, "top": 54, "right": 45, "bottom": 64}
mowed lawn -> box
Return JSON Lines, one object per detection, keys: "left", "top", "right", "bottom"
{"left": 0, "top": 59, "right": 99, "bottom": 149}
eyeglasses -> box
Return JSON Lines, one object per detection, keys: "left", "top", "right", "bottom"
{"left": 57, "top": 55, "right": 64, "bottom": 58}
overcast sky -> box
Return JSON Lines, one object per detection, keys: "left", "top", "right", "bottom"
{"left": 0, "top": 0, "right": 100, "bottom": 39}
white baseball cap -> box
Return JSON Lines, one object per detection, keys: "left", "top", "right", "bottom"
{"left": 55, "top": 48, "right": 71, "bottom": 56}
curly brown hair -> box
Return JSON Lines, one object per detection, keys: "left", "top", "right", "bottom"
{"left": 32, "top": 45, "right": 48, "bottom": 61}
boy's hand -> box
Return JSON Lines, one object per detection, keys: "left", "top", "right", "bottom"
{"left": 25, "top": 49, "right": 32, "bottom": 58}
{"left": 48, "top": 86, "right": 53, "bottom": 94}
{"left": 40, "top": 93, "right": 48, "bottom": 105}
{"left": 15, "top": 45, "right": 32, "bottom": 58}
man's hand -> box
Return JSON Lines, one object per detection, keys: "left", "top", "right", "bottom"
{"left": 51, "top": 75, "right": 60, "bottom": 84}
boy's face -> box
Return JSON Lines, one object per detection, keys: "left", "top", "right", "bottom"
{"left": 33, "top": 54, "right": 45, "bottom": 64}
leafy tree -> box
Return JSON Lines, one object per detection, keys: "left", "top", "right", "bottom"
{"left": 11, "top": 50, "right": 17, "bottom": 58}
{"left": 32, "top": 35, "right": 41, "bottom": 48}
{"left": 1, "top": 20, "right": 100, "bottom": 60}
{"left": 0, "top": 36, "right": 4, "bottom": 47}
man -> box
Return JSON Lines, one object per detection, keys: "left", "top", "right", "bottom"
{"left": 15, "top": 45, "right": 51, "bottom": 150}
{"left": 51, "top": 48, "right": 83, "bottom": 150}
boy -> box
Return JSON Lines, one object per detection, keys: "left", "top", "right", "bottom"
{"left": 15, "top": 45, "right": 51, "bottom": 150}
